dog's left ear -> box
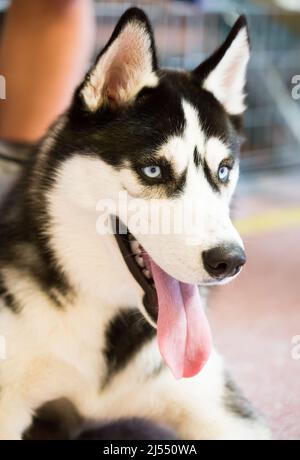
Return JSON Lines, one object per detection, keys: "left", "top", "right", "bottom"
{"left": 80, "top": 7, "right": 158, "bottom": 112}
{"left": 193, "top": 16, "right": 250, "bottom": 115}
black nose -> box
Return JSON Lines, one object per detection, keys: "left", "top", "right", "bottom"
{"left": 202, "top": 244, "right": 246, "bottom": 279}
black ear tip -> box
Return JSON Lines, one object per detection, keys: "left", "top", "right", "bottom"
{"left": 117, "top": 6, "right": 157, "bottom": 69}
{"left": 231, "top": 14, "right": 250, "bottom": 44}
{"left": 121, "top": 7, "right": 150, "bottom": 24}
{"left": 234, "top": 15, "right": 249, "bottom": 34}
{"left": 236, "top": 14, "right": 248, "bottom": 28}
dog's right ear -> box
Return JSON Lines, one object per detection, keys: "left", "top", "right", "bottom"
{"left": 79, "top": 8, "right": 158, "bottom": 113}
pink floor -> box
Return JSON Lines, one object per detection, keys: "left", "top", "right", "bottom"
{"left": 209, "top": 171, "right": 300, "bottom": 440}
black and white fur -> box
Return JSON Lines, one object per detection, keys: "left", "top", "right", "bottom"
{"left": 0, "top": 8, "right": 270, "bottom": 440}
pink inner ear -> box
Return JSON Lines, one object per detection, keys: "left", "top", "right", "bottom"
{"left": 82, "top": 21, "right": 156, "bottom": 111}
{"left": 104, "top": 25, "right": 154, "bottom": 106}
{"left": 105, "top": 46, "right": 142, "bottom": 105}
{"left": 106, "top": 68, "right": 125, "bottom": 104}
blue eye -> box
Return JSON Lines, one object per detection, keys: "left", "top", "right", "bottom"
{"left": 142, "top": 165, "right": 162, "bottom": 179}
{"left": 218, "top": 165, "right": 230, "bottom": 183}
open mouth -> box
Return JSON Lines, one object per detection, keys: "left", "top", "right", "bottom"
{"left": 114, "top": 217, "right": 212, "bottom": 379}
{"left": 114, "top": 219, "right": 158, "bottom": 323}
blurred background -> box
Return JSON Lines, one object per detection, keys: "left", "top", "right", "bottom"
{"left": 0, "top": 0, "right": 299, "bottom": 440}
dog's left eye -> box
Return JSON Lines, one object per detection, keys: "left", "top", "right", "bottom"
{"left": 141, "top": 166, "right": 162, "bottom": 179}
{"left": 218, "top": 165, "right": 230, "bottom": 183}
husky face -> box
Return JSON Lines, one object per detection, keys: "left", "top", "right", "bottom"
{"left": 59, "top": 8, "right": 249, "bottom": 282}
{"left": 44, "top": 9, "right": 250, "bottom": 371}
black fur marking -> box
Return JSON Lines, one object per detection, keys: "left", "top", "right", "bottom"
{"left": 67, "top": 80, "right": 186, "bottom": 175}
{"left": 158, "top": 71, "right": 240, "bottom": 148}
{"left": 193, "top": 147, "right": 201, "bottom": 168}
{"left": 0, "top": 274, "right": 21, "bottom": 313}
{"left": 0, "top": 135, "right": 73, "bottom": 306}
{"left": 171, "top": 167, "right": 187, "bottom": 198}
{"left": 134, "top": 157, "right": 187, "bottom": 198}
{"left": 136, "top": 86, "right": 157, "bottom": 102}
{"left": 68, "top": 71, "right": 238, "bottom": 173}
{"left": 230, "top": 115, "right": 245, "bottom": 135}
{"left": 203, "top": 159, "right": 220, "bottom": 193}
{"left": 102, "top": 309, "right": 156, "bottom": 388}
{"left": 225, "top": 375, "right": 258, "bottom": 420}
{"left": 76, "top": 418, "right": 178, "bottom": 441}
{"left": 68, "top": 58, "right": 240, "bottom": 176}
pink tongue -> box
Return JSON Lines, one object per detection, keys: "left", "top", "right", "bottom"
{"left": 149, "top": 258, "right": 212, "bottom": 379}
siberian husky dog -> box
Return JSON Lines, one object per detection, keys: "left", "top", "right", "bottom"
{"left": 0, "top": 8, "right": 270, "bottom": 440}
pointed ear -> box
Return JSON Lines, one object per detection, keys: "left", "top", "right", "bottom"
{"left": 80, "top": 8, "right": 158, "bottom": 112}
{"left": 194, "top": 16, "right": 250, "bottom": 115}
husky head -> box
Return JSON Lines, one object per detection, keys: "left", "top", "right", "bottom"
{"left": 46, "top": 8, "right": 250, "bottom": 378}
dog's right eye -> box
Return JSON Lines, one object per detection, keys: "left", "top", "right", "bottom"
{"left": 218, "top": 165, "right": 230, "bottom": 183}
{"left": 141, "top": 166, "right": 162, "bottom": 179}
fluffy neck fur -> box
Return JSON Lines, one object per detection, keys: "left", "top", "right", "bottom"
{"left": 30, "top": 143, "right": 144, "bottom": 312}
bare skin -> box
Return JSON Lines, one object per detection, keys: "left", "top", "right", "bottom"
{"left": 0, "top": 0, "right": 95, "bottom": 143}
